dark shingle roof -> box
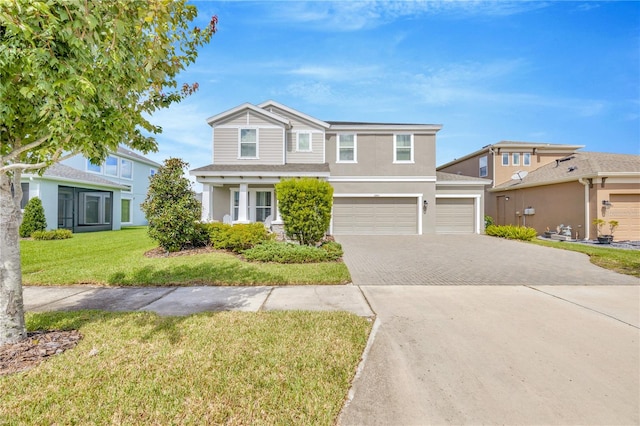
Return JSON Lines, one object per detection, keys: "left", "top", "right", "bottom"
{"left": 39, "top": 163, "right": 126, "bottom": 188}
{"left": 436, "top": 171, "right": 491, "bottom": 183}
{"left": 116, "top": 146, "right": 161, "bottom": 167}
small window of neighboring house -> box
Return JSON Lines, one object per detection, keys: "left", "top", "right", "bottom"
{"left": 394, "top": 134, "right": 413, "bottom": 163}
{"left": 105, "top": 155, "right": 118, "bottom": 176}
{"left": 20, "top": 182, "right": 29, "bottom": 209}
{"left": 121, "top": 158, "right": 133, "bottom": 179}
{"left": 512, "top": 153, "right": 520, "bottom": 166}
{"left": 150, "top": 168, "right": 156, "bottom": 177}
{"left": 479, "top": 156, "right": 488, "bottom": 177}
{"left": 523, "top": 153, "right": 531, "bottom": 166}
{"left": 502, "top": 153, "right": 509, "bottom": 166}
{"left": 297, "top": 132, "right": 312, "bottom": 152}
{"left": 338, "top": 134, "right": 356, "bottom": 162}
{"left": 87, "top": 159, "right": 102, "bottom": 173}
{"left": 239, "top": 128, "right": 258, "bottom": 158}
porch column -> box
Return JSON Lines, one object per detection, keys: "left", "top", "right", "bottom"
{"left": 237, "top": 183, "right": 249, "bottom": 223}
{"left": 201, "top": 184, "right": 212, "bottom": 222}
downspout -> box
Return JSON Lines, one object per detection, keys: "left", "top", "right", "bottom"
{"left": 488, "top": 146, "right": 496, "bottom": 188}
{"left": 578, "top": 178, "right": 590, "bottom": 240}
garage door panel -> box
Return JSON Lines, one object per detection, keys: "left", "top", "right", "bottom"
{"left": 608, "top": 194, "right": 640, "bottom": 241}
{"left": 333, "top": 197, "right": 417, "bottom": 235}
{"left": 436, "top": 198, "right": 475, "bottom": 234}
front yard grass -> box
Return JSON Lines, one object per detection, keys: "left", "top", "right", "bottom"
{"left": 1, "top": 310, "right": 372, "bottom": 425}
{"left": 529, "top": 239, "right": 640, "bottom": 278}
{"left": 20, "top": 227, "right": 351, "bottom": 286}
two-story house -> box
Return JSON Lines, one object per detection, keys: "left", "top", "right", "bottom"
{"left": 21, "top": 146, "right": 160, "bottom": 233}
{"left": 438, "top": 141, "right": 640, "bottom": 241}
{"left": 191, "top": 101, "right": 489, "bottom": 235}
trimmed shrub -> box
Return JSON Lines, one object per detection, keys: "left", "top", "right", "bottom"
{"left": 275, "top": 178, "right": 333, "bottom": 246}
{"left": 243, "top": 241, "right": 340, "bottom": 263}
{"left": 484, "top": 215, "right": 494, "bottom": 228}
{"left": 485, "top": 224, "right": 537, "bottom": 241}
{"left": 141, "top": 158, "right": 204, "bottom": 252}
{"left": 31, "top": 229, "right": 73, "bottom": 240}
{"left": 207, "top": 222, "right": 272, "bottom": 253}
{"left": 19, "top": 197, "right": 47, "bottom": 237}
{"left": 319, "top": 241, "right": 344, "bottom": 261}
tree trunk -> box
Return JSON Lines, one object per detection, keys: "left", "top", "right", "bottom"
{"left": 0, "top": 171, "right": 26, "bottom": 344}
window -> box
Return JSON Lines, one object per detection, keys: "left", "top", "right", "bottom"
{"left": 20, "top": 183, "right": 29, "bottom": 209}
{"left": 86, "top": 160, "right": 102, "bottom": 173}
{"left": 394, "top": 134, "right": 413, "bottom": 163}
{"left": 80, "top": 192, "right": 111, "bottom": 225}
{"left": 297, "top": 132, "right": 312, "bottom": 152}
{"left": 479, "top": 156, "right": 488, "bottom": 177}
{"left": 512, "top": 153, "right": 520, "bottom": 166}
{"left": 232, "top": 191, "right": 250, "bottom": 221}
{"left": 105, "top": 155, "right": 118, "bottom": 176}
{"left": 150, "top": 168, "right": 156, "bottom": 177}
{"left": 338, "top": 134, "right": 356, "bottom": 162}
{"left": 121, "top": 199, "right": 132, "bottom": 223}
{"left": 120, "top": 159, "right": 133, "bottom": 179}
{"left": 240, "top": 128, "right": 258, "bottom": 158}
{"left": 502, "top": 153, "right": 509, "bottom": 166}
{"left": 523, "top": 153, "right": 531, "bottom": 166}
{"left": 255, "top": 191, "right": 272, "bottom": 222}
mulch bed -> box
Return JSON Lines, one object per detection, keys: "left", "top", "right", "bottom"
{"left": 0, "top": 330, "right": 82, "bottom": 376}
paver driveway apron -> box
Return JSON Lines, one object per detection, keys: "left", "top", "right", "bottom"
{"left": 337, "top": 234, "right": 639, "bottom": 285}
{"left": 336, "top": 235, "right": 639, "bottom": 425}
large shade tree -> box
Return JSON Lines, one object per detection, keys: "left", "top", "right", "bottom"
{"left": 0, "top": 0, "right": 216, "bottom": 344}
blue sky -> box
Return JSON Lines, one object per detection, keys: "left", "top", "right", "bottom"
{"left": 145, "top": 1, "right": 640, "bottom": 180}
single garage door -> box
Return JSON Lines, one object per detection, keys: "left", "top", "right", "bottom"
{"left": 436, "top": 198, "right": 475, "bottom": 234}
{"left": 608, "top": 194, "right": 640, "bottom": 241}
{"left": 333, "top": 197, "right": 417, "bottom": 235}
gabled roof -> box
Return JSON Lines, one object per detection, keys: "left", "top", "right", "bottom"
{"left": 258, "top": 100, "right": 330, "bottom": 129}
{"left": 25, "top": 163, "right": 127, "bottom": 190}
{"left": 491, "top": 152, "right": 640, "bottom": 191}
{"left": 438, "top": 141, "right": 585, "bottom": 169}
{"left": 116, "top": 146, "right": 161, "bottom": 167}
{"left": 206, "top": 102, "right": 291, "bottom": 127}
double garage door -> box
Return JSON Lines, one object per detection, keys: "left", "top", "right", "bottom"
{"left": 332, "top": 197, "right": 418, "bottom": 235}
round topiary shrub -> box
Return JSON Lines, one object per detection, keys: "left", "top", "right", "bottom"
{"left": 19, "top": 197, "right": 47, "bottom": 238}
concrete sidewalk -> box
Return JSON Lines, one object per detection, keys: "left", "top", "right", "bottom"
{"left": 23, "top": 285, "right": 375, "bottom": 317}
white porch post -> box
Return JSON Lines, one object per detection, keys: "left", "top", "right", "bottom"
{"left": 201, "top": 183, "right": 212, "bottom": 222}
{"left": 237, "top": 183, "right": 249, "bottom": 223}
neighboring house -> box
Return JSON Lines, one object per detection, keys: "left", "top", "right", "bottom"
{"left": 191, "top": 100, "right": 489, "bottom": 235}
{"left": 438, "top": 142, "right": 640, "bottom": 241}
{"left": 21, "top": 146, "right": 160, "bottom": 233}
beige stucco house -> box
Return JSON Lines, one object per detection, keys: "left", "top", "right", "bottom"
{"left": 191, "top": 101, "right": 489, "bottom": 235}
{"left": 438, "top": 141, "right": 640, "bottom": 241}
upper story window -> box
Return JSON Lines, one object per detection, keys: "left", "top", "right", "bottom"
{"left": 121, "top": 159, "right": 133, "bottom": 179}
{"left": 479, "top": 155, "right": 488, "bottom": 177}
{"left": 87, "top": 156, "right": 133, "bottom": 179}
{"left": 501, "top": 153, "right": 509, "bottom": 166}
{"left": 239, "top": 128, "right": 258, "bottom": 158}
{"left": 297, "top": 132, "right": 312, "bottom": 152}
{"left": 87, "top": 161, "right": 102, "bottom": 173}
{"left": 105, "top": 155, "right": 118, "bottom": 176}
{"left": 150, "top": 168, "right": 156, "bottom": 177}
{"left": 394, "top": 134, "right": 414, "bottom": 163}
{"left": 512, "top": 153, "right": 520, "bottom": 166}
{"left": 337, "top": 134, "right": 356, "bottom": 163}
{"left": 523, "top": 153, "right": 531, "bottom": 166}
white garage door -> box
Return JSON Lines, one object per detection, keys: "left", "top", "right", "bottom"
{"left": 333, "top": 197, "right": 418, "bottom": 235}
{"left": 436, "top": 198, "right": 475, "bottom": 234}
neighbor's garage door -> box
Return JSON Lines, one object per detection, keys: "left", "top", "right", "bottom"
{"left": 333, "top": 197, "right": 417, "bottom": 235}
{"left": 608, "top": 194, "right": 640, "bottom": 241}
{"left": 436, "top": 198, "right": 475, "bottom": 234}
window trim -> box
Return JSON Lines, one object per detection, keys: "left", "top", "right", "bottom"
{"left": 238, "top": 128, "right": 259, "bottom": 159}
{"left": 296, "top": 131, "right": 313, "bottom": 152}
{"left": 502, "top": 153, "right": 509, "bottom": 166}
{"left": 121, "top": 198, "right": 133, "bottom": 224}
{"left": 337, "top": 133, "right": 357, "bottom": 163}
{"left": 230, "top": 188, "right": 274, "bottom": 222}
{"left": 479, "top": 155, "right": 488, "bottom": 177}
{"left": 393, "top": 134, "right": 414, "bottom": 163}
{"left": 523, "top": 153, "right": 531, "bottom": 166}
{"left": 512, "top": 153, "right": 520, "bottom": 166}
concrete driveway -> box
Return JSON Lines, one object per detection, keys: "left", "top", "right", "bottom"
{"left": 336, "top": 235, "right": 639, "bottom": 425}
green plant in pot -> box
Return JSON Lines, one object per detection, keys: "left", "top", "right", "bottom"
{"left": 593, "top": 218, "right": 613, "bottom": 244}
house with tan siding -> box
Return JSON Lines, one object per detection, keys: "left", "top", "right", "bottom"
{"left": 191, "top": 101, "right": 490, "bottom": 235}
{"left": 438, "top": 142, "right": 640, "bottom": 241}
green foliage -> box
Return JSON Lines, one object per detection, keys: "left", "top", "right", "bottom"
{"left": 485, "top": 224, "right": 537, "bottom": 241}
{"left": 243, "top": 241, "right": 343, "bottom": 263}
{"left": 275, "top": 178, "right": 333, "bottom": 246}
{"left": 19, "top": 197, "right": 47, "bottom": 237}
{"left": 141, "top": 158, "right": 204, "bottom": 252}
{"left": 31, "top": 229, "right": 73, "bottom": 240}
{"left": 484, "top": 215, "right": 494, "bottom": 228}
{"left": 207, "top": 222, "right": 272, "bottom": 253}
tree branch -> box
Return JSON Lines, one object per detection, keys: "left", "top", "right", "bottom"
{"left": 0, "top": 149, "right": 79, "bottom": 174}
{"left": 0, "top": 135, "right": 51, "bottom": 164}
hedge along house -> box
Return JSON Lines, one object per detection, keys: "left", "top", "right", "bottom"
{"left": 488, "top": 152, "right": 640, "bottom": 241}
{"left": 20, "top": 146, "right": 160, "bottom": 233}
{"left": 191, "top": 101, "right": 489, "bottom": 235}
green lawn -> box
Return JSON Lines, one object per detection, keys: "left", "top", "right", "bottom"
{"left": 1, "top": 310, "right": 372, "bottom": 425}
{"left": 529, "top": 239, "right": 640, "bottom": 278}
{"left": 20, "top": 227, "right": 351, "bottom": 286}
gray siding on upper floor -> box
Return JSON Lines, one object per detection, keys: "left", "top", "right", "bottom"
{"left": 285, "top": 131, "right": 325, "bottom": 164}
{"left": 215, "top": 110, "right": 286, "bottom": 128}
{"left": 213, "top": 127, "right": 284, "bottom": 165}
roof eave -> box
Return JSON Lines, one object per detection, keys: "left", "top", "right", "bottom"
{"left": 206, "top": 103, "right": 291, "bottom": 127}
